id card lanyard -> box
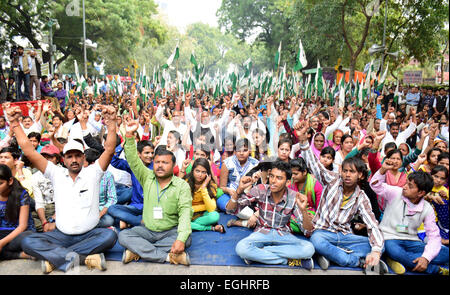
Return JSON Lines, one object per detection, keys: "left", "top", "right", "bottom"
{"left": 154, "top": 181, "right": 168, "bottom": 219}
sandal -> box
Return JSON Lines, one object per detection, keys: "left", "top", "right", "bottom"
{"left": 212, "top": 224, "right": 226, "bottom": 234}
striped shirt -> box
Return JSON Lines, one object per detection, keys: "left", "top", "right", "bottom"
{"left": 227, "top": 184, "right": 305, "bottom": 236}
{"left": 99, "top": 171, "right": 117, "bottom": 210}
{"left": 300, "top": 142, "right": 384, "bottom": 252}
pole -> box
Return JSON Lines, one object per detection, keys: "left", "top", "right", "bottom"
{"left": 82, "top": 0, "right": 87, "bottom": 78}
{"left": 380, "top": 0, "right": 388, "bottom": 75}
{"left": 49, "top": 24, "right": 53, "bottom": 76}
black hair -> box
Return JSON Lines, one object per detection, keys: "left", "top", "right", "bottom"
{"left": 0, "top": 147, "right": 21, "bottom": 160}
{"left": 184, "top": 158, "right": 217, "bottom": 198}
{"left": 389, "top": 122, "right": 400, "bottom": 129}
{"left": 427, "top": 147, "right": 442, "bottom": 161}
{"left": 52, "top": 114, "right": 65, "bottom": 122}
{"left": 271, "top": 160, "right": 292, "bottom": 180}
{"left": 154, "top": 146, "right": 176, "bottom": 164}
{"left": 384, "top": 142, "right": 397, "bottom": 152}
{"left": 289, "top": 158, "right": 309, "bottom": 174}
{"left": 0, "top": 164, "right": 28, "bottom": 223}
{"left": 438, "top": 152, "right": 449, "bottom": 162}
{"left": 340, "top": 134, "right": 353, "bottom": 145}
{"left": 341, "top": 156, "right": 368, "bottom": 183}
{"left": 136, "top": 140, "right": 154, "bottom": 154}
{"left": 321, "top": 146, "right": 336, "bottom": 160}
{"left": 84, "top": 148, "right": 101, "bottom": 164}
{"left": 358, "top": 147, "right": 371, "bottom": 158}
{"left": 385, "top": 148, "right": 403, "bottom": 162}
{"left": 407, "top": 171, "right": 434, "bottom": 195}
{"left": 278, "top": 136, "right": 293, "bottom": 149}
{"left": 431, "top": 165, "right": 449, "bottom": 179}
{"left": 27, "top": 131, "right": 41, "bottom": 142}
{"left": 235, "top": 138, "right": 250, "bottom": 151}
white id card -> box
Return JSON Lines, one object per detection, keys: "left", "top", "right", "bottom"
{"left": 154, "top": 207, "right": 163, "bottom": 219}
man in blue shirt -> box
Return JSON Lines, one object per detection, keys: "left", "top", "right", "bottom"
{"left": 107, "top": 140, "right": 154, "bottom": 229}
{"left": 405, "top": 86, "right": 420, "bottom": 114}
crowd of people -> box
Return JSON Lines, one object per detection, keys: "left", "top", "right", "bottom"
{"left": 0, "top": 60, "right": 449, "bottom": 276}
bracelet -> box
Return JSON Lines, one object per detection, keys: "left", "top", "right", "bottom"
{"left": 230, "top": 198, "right": 237, "bottom": 203}
{"left": 42, "top": 221, "right": 49, "bottom": 226}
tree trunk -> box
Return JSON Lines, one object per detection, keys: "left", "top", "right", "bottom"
{"left": 349, "top": 57, "right": 357, "bottom": 84}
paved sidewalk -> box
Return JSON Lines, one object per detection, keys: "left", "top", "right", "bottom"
{"left": 0, "top": 259, "right": 365, "bottom": 275}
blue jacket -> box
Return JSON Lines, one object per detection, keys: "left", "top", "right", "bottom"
{"left": 111, "top": 145, "right": 153, "bottom": 211}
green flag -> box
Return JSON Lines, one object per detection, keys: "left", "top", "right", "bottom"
{"left": 243, "top": 58, "right": 252, "bottom": 78}
{"left": 274, "top": 41, "right": 282, "bottom": 71}
{"left": 293, "top": 39, "right": 307, "bottom": 71}
{"left": 376, "top": 63, "right": 388, "bottom": 92}
{"left": 315, "top": 60, "right": 323, "bottom": 98}
{"left": 162, "top": 42, "right": 179, "bottom": 69}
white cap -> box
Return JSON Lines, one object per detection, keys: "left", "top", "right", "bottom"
{"left": 63, "top": 140, "right": 85, "bottom": 155}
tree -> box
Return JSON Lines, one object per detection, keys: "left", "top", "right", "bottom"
{"left": 0, "top": 0, "right": 167, "bottom": 75}
{"left": 367, "top": 0, "right": 449, "bottom": 80}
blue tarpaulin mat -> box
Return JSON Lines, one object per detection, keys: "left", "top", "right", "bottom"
{"left": 104, "top": 213, "right": 421, "bottom": 274}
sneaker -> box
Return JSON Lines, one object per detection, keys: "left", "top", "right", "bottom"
{"left": 386, "top": 257, "right": 405, "bottom": 275}
{"left": 243, "top": 258, "right": 252, "bottom": 265}
{"left": 316, "top": 255, "right": 330, "bottom": 270}
{"left": 439, "top": 266, "right": 449, "bottom": 276}
{"left": 169, "top": 251, "right": 190, "bottom": 266}
{"left": 41, "top": 260, "right": 55, "bottom": 274}
{"left": 84, "top": 253, "right": 107, "bottom": 271}
{"left": 288, "top": 258, "right": 314, "bottom": 270}
{"left": 379, "top": 259, "right": 389, "bottom": 275}
{"left": 122, "top": 249, "right": 140, "bottom": 264}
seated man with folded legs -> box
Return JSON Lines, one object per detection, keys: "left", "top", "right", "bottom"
{"left": 118, "top": 116, "right": 193, "bottom": 266}
{"left": 370, "top": 160, "right": 449, "bottom": 275}
{"left": 6, "top": 104, "right": 118, "bottom": 274}
{"left": 296, "top": 121, "right": 387, "bottom": 274}
{"left": 227, "top": 160, "right": 316, "bottom": 269}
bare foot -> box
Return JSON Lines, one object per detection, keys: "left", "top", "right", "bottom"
{"left": 120, "top": 220, "right": 129, "bottom": 230}
{"left": 19, "top": 252, "right": 36, "bottom": 260}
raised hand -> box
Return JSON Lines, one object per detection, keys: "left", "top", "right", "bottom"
{"left": 295, "top": 192, "right": 308, "bottom": 211}
{"left": 5, "top": 105, "right": 22, "bottom": 123}
{"left": 124, "top": 116, "right": 139, "bottom": 136}
{"left": 201, "top": 174, "right": 211, "bottom": 189}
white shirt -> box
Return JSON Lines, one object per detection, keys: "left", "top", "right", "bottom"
{"left": 155, "top": 105, "right": 189, "bottom": 146}
{"left": 32, "top": 170, "right": 54, "bottom": 210}
{"left": 22, "top": 121, "right": 42, "bottom": 136}
{"left": 107, "top": 164, "right": 132, "bottom": 187}
{"left": 380, "top": 120, "right": 416, "bottom": 156}
{"left": 44, "top": 160, "right": 105, "bottom": 235}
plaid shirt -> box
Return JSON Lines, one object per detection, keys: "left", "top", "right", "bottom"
{"left": 300, "top": 142, "right": 384, "bottom": 252}
{"left": 227, "top": 184, "right": 304, "bottom": 236}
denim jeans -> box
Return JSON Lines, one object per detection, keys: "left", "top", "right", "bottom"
{"left": 310, "top": 229, "right": 378, "bottom": 267}
{"left": 118, "top": 225, "right": 192, "bottom": 263}
{"left": 17, "top": 71, "right": 30, "bottom": 100}
{"left": 21, "top": 228, "right": 117, "bottom": 272}
{"left": 0, "top": 230, "right": 34, "bottom": 260}
{"left": 115, "top": 184, "right": 132, "bottom": 205}
{"left": 216, "top": 193, "right": 230, "bottom": 212}
{"left": 235, "top": 229, "right": 315, "bottom": 265}
{"left": 96, "top": 213, "right": 115, "bottom": 228}
{"left": 385, "top": 239, "right": 449, "bottom": 274}
{"left": 107, "top": 204, "right": 142, "bottom": 226}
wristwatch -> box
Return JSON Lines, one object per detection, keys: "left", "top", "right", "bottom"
{"left": 48, "top": 217, "right": 55, "bottom": 223}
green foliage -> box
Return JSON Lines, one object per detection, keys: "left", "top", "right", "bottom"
{"left": 1, "top": 0, "right": 167, "bottom": 75}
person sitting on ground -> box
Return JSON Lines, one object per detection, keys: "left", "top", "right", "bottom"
{"left": 370, "top": 161, "right": 449, "bottom": 275}
{"left": 297, "top": 121, "right": 387, "bottom": 274}
{"left": 226, "top": 160, "right": 316, "bottom": 269}
{"left": 184, "top": 158, "right": 225, "bottom": 233}
{"left": 30, "top": 144, "right": 60, "bottom": 232}
{"left": 0, "top": 164, "right": 34, "bottom": 261}
{"left": 217, "top": 138, "right": 259, "bottom": 212}
{"left": 7, "top": 104, "right": 118, "bottom": 274}
{"left": 119, "top": 116, "right": 193, "bottom": 266}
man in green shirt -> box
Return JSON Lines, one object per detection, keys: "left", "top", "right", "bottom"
{"left": 118, "top": 117, "right": 193, "bottom": 266}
